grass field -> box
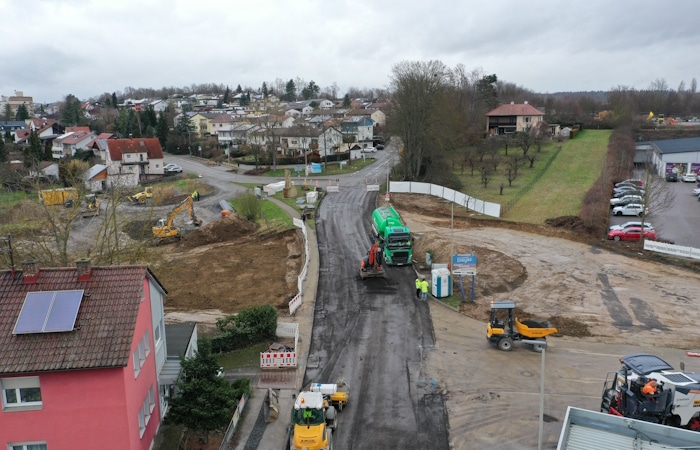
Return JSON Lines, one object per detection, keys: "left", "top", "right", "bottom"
{"left": 446, "top": 130, "right": 611, "bottom": 224}
{"left": 505, "top": 130, "right": 610, "bottom": 223}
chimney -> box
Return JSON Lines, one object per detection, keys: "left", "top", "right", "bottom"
{"left": 21, "top": 260, "right": 40, "bottom": 284}
{"left": 76, "top": 257, "right": 92, "bottom": 282}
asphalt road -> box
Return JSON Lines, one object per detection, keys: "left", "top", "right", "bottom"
{"left": 305, "top": 185, "right": 449, "bottom": 449}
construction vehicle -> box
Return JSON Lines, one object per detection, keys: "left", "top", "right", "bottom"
{"left": 486, "top": 300, "right": 558, "bottom": 351}
{"left": 151, "top": 196, "right": 202, "bottom": 244}
{"left": 127, "top": 186, "right": 153, "bottom": 204}
{"left": 290, "top": 380, "right": 350, "bottom": 450}
{"left": 360, "top": 241, "right": 386, "bottom": 279}
{"left": 81, "top": 194, "right": 100, "bottom": 218}
{"left": 370, "top": 205, "right": 412, "bottom": 265}
{"left": 38, "top": 188, "right": 78, "bottom": 207}
{"left": 601, "top": 353, "right": 700, "bottom": 430}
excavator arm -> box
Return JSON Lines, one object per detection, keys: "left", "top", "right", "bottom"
{"left": 152, "top": 196, "right": 202, "bottom": 242}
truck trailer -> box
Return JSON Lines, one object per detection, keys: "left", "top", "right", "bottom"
{"left": 370, "top": 205, "right": 412, "bottom": 266}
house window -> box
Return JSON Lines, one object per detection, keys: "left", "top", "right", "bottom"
{"left": 9, "top": 443, "right": 47, "bottom": 450}
{"left": 138, "top": 385, "right": 156, "bottom": 437}
{"left": 154, "top": 320, "right": 162, "bottom": 345}
{"left": 1, "top": 377, "right": 42, "bottom": 411}
{"left": 133, "top": 331, "right": 151, "bottom": 378}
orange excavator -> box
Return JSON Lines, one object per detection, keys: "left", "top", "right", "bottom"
{"left": 360, "top": 241, "right": 386, "bottom": 279}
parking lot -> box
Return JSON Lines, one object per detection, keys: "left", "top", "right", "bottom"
{"left": 608, "top": 175, "right": 700, "bottom": 248}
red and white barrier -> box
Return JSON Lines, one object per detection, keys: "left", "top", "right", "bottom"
{"left": 260, "top": 351, "right": 298, "bottom": 368}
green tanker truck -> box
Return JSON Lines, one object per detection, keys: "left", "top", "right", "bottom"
{"left": 370, "top": 205, "right": 412, "bottom": 266}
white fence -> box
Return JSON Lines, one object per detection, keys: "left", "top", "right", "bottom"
{"left": 219, "top": 393, "right": 248, "bottom": 450}
{"left": 289, "top": 217, "right": 309, "bottom": 316}
{"left": 644, "top": 240, "right": 700, "bottom": 260}
{"left": 389, "top": 181, "right": 501, "bottom": 218}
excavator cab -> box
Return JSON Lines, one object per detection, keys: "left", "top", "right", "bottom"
{"left": 360, "top": 241, "right": 386, "bottom": 279}
{"left": 152, "top": 196, "right": 202, "bottom": 244}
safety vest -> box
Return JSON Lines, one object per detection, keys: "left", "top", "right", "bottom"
{"left": 420, "top": 280, "right": 429, "bottom": 293}
{"left": 415, "top": 278, "right": 421, "bottom": 289}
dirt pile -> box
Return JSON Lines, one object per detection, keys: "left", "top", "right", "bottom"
{"left": 182, "top": 214, "right": 259, "bottom": 248}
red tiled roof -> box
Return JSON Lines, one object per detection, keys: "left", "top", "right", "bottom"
{"left": 86, "top": 133, "right": 114, "bottom": 149}
{"left": 106, "top": 138, "right": 164, "bottom": 161}
{"left": 66, "top": 126, "right": 91, "bottom": 133}
{"left": 61, "top": 131, "right": 93, "bottom": 145}
{"left": 486, "top": 103, "right": 544, "bottom": 117}
{"left": 0, "top": 265, "right": 160, "bottom": 374}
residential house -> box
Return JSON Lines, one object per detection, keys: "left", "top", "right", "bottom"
{"left": 161, "top": 322, "right": 198, "bottom": 396}
{"left": 349, "top": 108, "right": 385, "bottom": 127}
{"left": 14, "top": 119, "right": 62, "bottom": 145}
{"left": 0, "top": 259, "right": 169, "bottom": 450}
{"left": 172, "top": 112, "right": 217, "bottom": 138}
{"left": 210, "top": 114, "right": 237, "bottom": 135}
{"left": 149, "top": 99, "right": 169, "bottom": 113}
{"left": 85, "top": 164, "right": 108, "bottom": 192}
{"left": 217, "top": 123, "right": 258, "bottom": 151}
{"left": 104, "top": 138, "right": 165, "bottom": 188}
{"left": 318, "top": 127, "right": 343, "bottom": 157}
{"left": 51, "top": 127, "right": 96, "bottom": 159}
{"left": 87, "top": 133, "right": 116, "bottom": 161}
{"left": 485, "top": 101, "right": 545, "bottom": 135}
{"left": 0, "top": 121, "right": 26, "bottom": 135}
{"left": 340, "top": 116, "right": 374, "bottom": 147}
{"left": 121, "top": 99, "right": 149, "bottom": 111}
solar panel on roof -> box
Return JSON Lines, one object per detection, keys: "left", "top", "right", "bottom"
{"left": 44, "top": 290, "right": 84, "bottom": 332}
{"left": 13, "top": 290, "right": 84, "bottom": 334}
{"left": 14, "top": 292, "right": 54, "bottom": 334}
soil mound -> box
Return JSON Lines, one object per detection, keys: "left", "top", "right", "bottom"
{"left": 182, "top": 214, "right": 259, "bottom": 248}
{"left": 545, "top": 216, "right": 585, "bottom": 230}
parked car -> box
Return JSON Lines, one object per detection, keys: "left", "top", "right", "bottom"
{"left": 612, "top": 188, "right": 644, "bottom": 198}
{"left": 611, "top": 203, "right": 647, "bottom": 217}
{"left": 615, "top": 179, "right": 643, "bottom": 188}
{"left": 691, "top": 187, "right": 700, "bottom": 195}
{"left": 164, "top": 163, "right": 183, "bottom": 173}
{"left": 665, "top": 172, "right": 679, "bottom": 182}
{"left": 363, "top": 147, "right": 377, "bottom": 153}
{"left": 607, "top": 227, "right": 656, "bottom": 241}
{"left": 609, "top": 221, "right": 654, "bottom": 231}
{"left": 610, "top": 194, "right": 643, "bottom": 207}
{"left": 376, "top": 144, "right": 385, "bottom": 150}
{"left": 682, "top": 173, "right": 698, "bottom": 182}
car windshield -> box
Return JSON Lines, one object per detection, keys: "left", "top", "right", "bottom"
{"left": 292, "top": 407, "right": 325, "bottom": 426}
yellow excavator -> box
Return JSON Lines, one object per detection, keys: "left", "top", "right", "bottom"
{"left": 152, "top": 196, "right": 202, "bottom": 244}
{"left": 127, "top": 186, "right": 153, "bottom": 204}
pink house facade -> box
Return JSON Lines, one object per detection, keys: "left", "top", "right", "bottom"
{"left": 0, "top": 260, "right": 169, "bottom": 450}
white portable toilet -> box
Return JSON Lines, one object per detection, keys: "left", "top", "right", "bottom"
{"left": 431, "top": 268, "right": 452, "bottom": 298}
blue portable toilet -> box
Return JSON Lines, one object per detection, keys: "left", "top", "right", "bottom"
{"left": 431, "top": 268, "right": 452, "bottom": 298}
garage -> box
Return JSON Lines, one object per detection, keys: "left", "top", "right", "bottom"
{"left": 638, "top": 137, "right": 700, "bottom": 179}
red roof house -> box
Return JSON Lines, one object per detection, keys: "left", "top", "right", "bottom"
{"left": 485, "top": 101, "right": 545, "bottom": 135}
{"left": 104, "top": 138, "right": 166, "bottom": 188}
{"left": 0, "top": 260, "right": 169, "bottom": 450}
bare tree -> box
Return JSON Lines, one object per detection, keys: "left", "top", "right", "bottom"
{"left": 505, "top": 154, "right": 526, "bottom": 186}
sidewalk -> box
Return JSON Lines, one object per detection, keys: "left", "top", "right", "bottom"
{"left": 232, "top": 199, "right": 320, "bottom": 450}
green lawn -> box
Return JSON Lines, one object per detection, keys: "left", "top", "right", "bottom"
{"left": 263, "top": 158, "right": 377, "bottom": 177}
{"left": 505, "top": 130, "right": 610, "bottom": 223}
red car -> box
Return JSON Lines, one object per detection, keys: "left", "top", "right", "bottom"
{"left": 607, "top": 227, "right": 656, "bottom": 241}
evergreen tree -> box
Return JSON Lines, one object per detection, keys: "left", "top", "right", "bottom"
{"left": 236, "top": 84, "right": 242, "bottom": 94}
{"left": 262, "top": 82, "right": 268, "bottom": 98}
{"left": 3, "top": 104, "right": 11, "bottom": 121}
{"left": 156, "top": 112, "right": 169, "bottom": 147}
{"left": 112, "top": 92, "right": 118, "bottom": 108}
{"left": 223, "top": 86, "right": 230, "bottom": 104}
{"left": 166, "top": 339, "right": 237, "bottom": 444}
{"left": 15, "top": 104, "right": 30, "bottom": 121}
{"left": 285, "top": 79, "right": 296, "bottom": 102}
{"left": 343, "top": 94, "right": 351, "bottom": 107}
{"left": 61, "top": 94, "right": 83, "bottom": 126}
{"left": 24, "top": 130, "right": 43, "bottom": 168}
{"left": 0, "top": 135, "right": 6, "bottom": 163}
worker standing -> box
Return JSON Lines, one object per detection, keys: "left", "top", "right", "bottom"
{"left": 415, "top": 277, "right": 421, "bottom": 299}
{"left": 420, "top": 277, "right": 429, "bottom": 301}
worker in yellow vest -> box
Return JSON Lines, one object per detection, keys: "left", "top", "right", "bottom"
{"left": 420, "top": 277, "right": 429, "bottom": 301}
{"left": 415, "top": 277, "right": 421, "bottom": 299}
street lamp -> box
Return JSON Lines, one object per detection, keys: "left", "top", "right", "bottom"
{"left": 522, "top": 339, "right": 547, "bottom": 450}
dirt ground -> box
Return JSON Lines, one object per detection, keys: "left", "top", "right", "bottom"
{"left": 147, "top": 215, "right": 304, "bottom": 333}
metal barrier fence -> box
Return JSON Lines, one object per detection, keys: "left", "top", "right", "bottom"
{"left": 219, "top": 393, "right": 249, "bottom": 450}
{"left": 389, "top": 181, "right": 501, "bottom": 218}
{"left": 289, "top": 217, "right": 308, "bottom": 316}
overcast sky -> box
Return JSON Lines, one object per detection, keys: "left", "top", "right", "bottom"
{"left": 3, "top": 0, "right": 700, "bottom": 104}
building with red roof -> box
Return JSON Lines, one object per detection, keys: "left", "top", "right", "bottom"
{"left": 485, "top": 101, "right": 545, "bottom": 135}
{"left": 104, "top": 138, "right": 165, "bottom": 188}
{"left": 0, "top": 259, "right": 170, "bottom": 450}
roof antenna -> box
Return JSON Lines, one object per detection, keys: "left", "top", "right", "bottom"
{"left": 0, "top": 235, "right": 16, "bottom": 275}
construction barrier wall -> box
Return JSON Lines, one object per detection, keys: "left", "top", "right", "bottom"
{"left": 260, "top": 323, "right": 300, "bottom": 368}
{"left": 389, "top": 181, "right": 501, "bottom": 218}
